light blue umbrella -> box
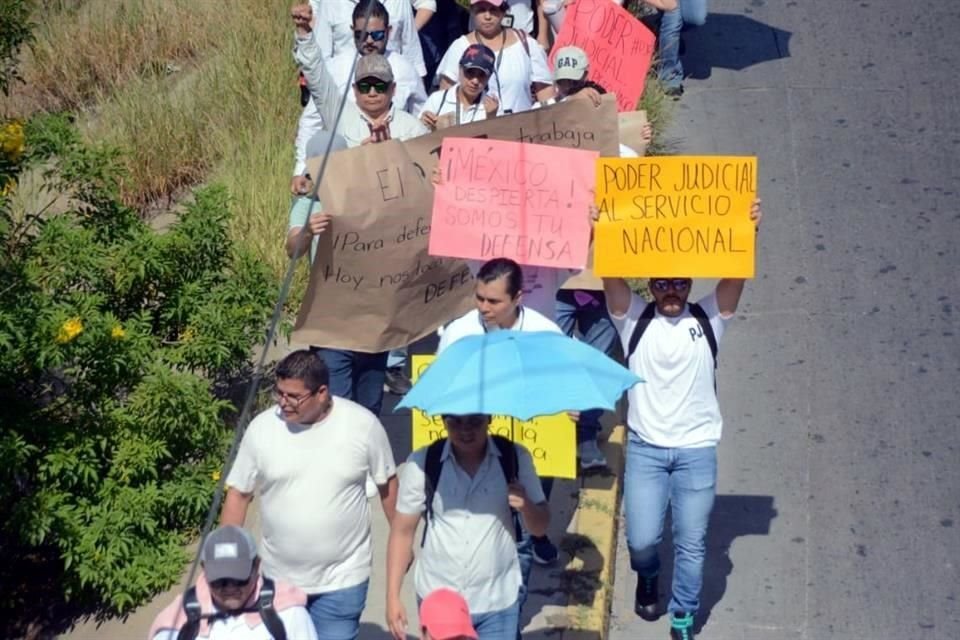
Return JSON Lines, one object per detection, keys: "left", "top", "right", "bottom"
{"left": 396, "top": 330, "right": 643, "bottom": 420}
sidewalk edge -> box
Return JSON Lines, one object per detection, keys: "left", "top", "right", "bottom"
{"left": 560, "top": 424, "right": 626, "bottom": 640}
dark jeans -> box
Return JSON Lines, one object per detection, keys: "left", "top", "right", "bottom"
{"left": 418, "top": 3, "right": 467, "bottom": 90}
{"left": 311, "top": 347, "right": 388, "bottom": 415}
{"left": 555, "top": 290, "right": 618, "bottom": 443}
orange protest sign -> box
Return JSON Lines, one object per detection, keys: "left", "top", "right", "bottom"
{"left": 428, "top": 137, "right": 598, "bottom": 269}
{"left": 550, "top": 0, "right": 656, "bottom": 113}
{"left": 593, "top": 156, "right": 758, "bottom": 278}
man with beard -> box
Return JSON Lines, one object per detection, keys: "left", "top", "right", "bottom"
{"left": 600, "top": 201, "right": 762, "bottom": 640}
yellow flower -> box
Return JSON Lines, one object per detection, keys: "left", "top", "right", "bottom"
{"left": 111, "top": 325, "right": 126, "bottom": 339}
{"left": 0, "top": 177, "right": 15, "bottom": 197}
{"left": 180, "top": 326, "right": 195, "bottom": 343}
{"left": 55, "top": 317, "right": 84, "bottom": 344}
{"left": 1, "top": 122, "right": 24, "bottom": 161}
{"left": 211, "top": 470, "right": 221, "bottom": 482}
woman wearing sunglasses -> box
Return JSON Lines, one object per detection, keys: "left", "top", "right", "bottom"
{"left": 435, "top": 0, "right": 554, "bottom": 115}
{"left": 419, "top": 44, "right": 500, "bottom": 130}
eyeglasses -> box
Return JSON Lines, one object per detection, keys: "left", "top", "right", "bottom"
{"left": 271, "top": 387, "right": 319, "bottom": 409}
{"left": 651, "top": 278, "right": 691, "bottom": 293}
{"left": 356, "top": 80, "right": 390, "bottom": 94}
{"left": 354, "top": 29, "right": 387, "bottom": 42}
{"left": 210, "top": 575, "right": 253, "bottom": 589}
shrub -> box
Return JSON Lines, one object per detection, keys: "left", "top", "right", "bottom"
{"left": 0, "top": 114, "right": 275, "bottom": 622}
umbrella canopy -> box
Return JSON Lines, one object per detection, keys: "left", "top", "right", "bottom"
{"left": 396, "top": 330, "right": 642, "bottom": 420}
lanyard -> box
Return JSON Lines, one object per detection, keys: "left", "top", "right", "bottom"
{"left": 453, "top": 86, "right": 483, "bottom": 125}
{"left": 472, "top": 30, "right": 508, "bottom": 110}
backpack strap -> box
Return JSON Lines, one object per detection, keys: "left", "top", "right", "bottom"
{"left": 257, "top": 577, "right": 287, "bottom": 640}
{"left": 687, "top": 303, "right": 718, "bottom": 367}
{"left": 176, "top": 587, "right": 203, "bottom": 640}
{"left": 491, "top": 434, "right": 522, "bottom": 541}
{"left": 626, "top": 302, "right": 657, "bottom": 361}
{"left": 421, "top": 438, "right": 447, "bottom": 547}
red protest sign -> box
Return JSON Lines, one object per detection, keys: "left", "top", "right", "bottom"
{"left": 429, "top": 138, "right": 597, "bottom": 269}
{"left": 550, "top": 0, "right": 656, "bottom": 112}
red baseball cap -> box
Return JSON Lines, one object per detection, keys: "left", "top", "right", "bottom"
{"left": 420, "top": 589, "right": 478, "bottom": 640}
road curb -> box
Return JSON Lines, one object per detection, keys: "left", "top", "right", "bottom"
{"left": 560, "top": 424, "right": 626, "bottom": 640}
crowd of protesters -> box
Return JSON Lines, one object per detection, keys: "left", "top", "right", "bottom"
{"left": 148, "top": 1, "right": 767, "bottom": 640}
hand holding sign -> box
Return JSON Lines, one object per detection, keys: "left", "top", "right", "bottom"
{"left": 593, "top": 156, "right": 759, "bottom": 278}
{"left": 429, "top": 138, "right": 598, "bottom": 269}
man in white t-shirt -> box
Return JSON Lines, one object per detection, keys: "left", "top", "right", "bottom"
{"left": 292, "top": 0, "right": 428, "bottom": 190}
{"left": 222, "top": 350, "right": 398, "bottom": 640}
{"left": 600, "top": 202, "right": 762, "bottom": 640}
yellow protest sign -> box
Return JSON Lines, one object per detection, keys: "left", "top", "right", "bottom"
{"left": 593, "top": 156, "right": 758, "bottom": 278}
{"left": 410, "top": 355, "right": 577, "bottom": 479}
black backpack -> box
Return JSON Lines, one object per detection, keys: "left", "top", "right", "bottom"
{"left": 177, "top": 577, "right": 287, "bottom": 640}
{"left": 421, "top": 435, "right": 521, "bottom": 547}
{"left": 627, "top": 302, "right": 719, "bottom": 369}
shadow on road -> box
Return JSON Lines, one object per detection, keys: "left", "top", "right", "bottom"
{"left": 655, "top": 494, "right": 777, "bottom": 633}
{"left": 682, "top": 13, "right": 792, "bottom": 80}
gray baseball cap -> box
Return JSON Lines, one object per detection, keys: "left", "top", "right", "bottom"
{"left": 355, "top": 53, "right": 394, "bottom": 84}
{"left": 201, "top": 525, "right": 258, "bottom": 583}
{"left": 554, "top": 46, "right": 589, "bottom": 82}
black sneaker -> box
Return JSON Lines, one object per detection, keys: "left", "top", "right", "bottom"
{"left": 531, "top": 535, "right": 559, "bottom": 565}
{"left": 669, "top": 611, "right": 695, "bottom": 640}
{"left": 634, "top": 573, "right": 659, "bottom": 620}
{"left": 384, "top": 367, "right": 412, "bottom": 395}
{"left": 663, "top": 84, "right": 684, "bottom": 99}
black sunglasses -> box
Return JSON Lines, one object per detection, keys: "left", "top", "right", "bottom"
{"left": 356, "top": 80, "right": 390, "bottom": 94}
{"left": 354, "top": 29, "right": 387, "bottom": 42}
{"left": 651, "top": 278, "right": 691, "bottom": 293}
{"left": 210, "top": 575, "right": 253, "bottom": 589}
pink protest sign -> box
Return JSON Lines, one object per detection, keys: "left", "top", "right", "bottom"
{"left": 550, "top": 0, "right": 656, "bottom": 113}
{"left": 429, "top": 137, "right": 598, "bottom": 269}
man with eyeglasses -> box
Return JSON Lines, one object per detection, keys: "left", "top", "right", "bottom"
{"left": 148, "top": 525, "right": 317, "bottom": 640}
{"left": 599, "top": 201, "right": 762, "bottom": 640}
{"left": 222, "top": 350, "right": 398, "bottom": 639}
{"left": 292, "top": 0, "right": 428, "bottom": 193}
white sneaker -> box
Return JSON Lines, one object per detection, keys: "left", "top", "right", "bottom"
{"left": 578, "top": 440, "right": 608, "bottom": 470}
{"left": 365, "top": 474, "right": 378, "bottom": 499}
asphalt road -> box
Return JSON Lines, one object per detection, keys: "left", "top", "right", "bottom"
{"left": 607, "top": 1, "right": 960, "bottom": 639}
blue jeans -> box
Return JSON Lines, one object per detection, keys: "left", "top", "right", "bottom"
{"left": 657, "top": 0, "right": 709, "bottom": 89}
{"left": 311, "top": 347, "right": 388, "bottom": 415}
{"left": 306, "top": 579, "right": 369, "bottom": 640}
{"left": 623, "top": 433, "right": 716, "bottom": 614}
{"left": 555, "top": 290, "right": 618, "bottom": 443}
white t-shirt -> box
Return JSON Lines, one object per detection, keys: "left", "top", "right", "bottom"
{"left": 438, "top": 307, "right": 562, "bottom": 353}
{"left": 419, "top": 83, "right": 498, "bottom": 125}
{"left": 226, "top": 399, "right": 397, "bottom": 593}
{"left": 609, "top": 291, "right": 727, "bottom": 448}
{"left": 396, "top": 438, "right": 546, "bottom": 613}
{"left": 152, "top": 607, "right": 317, "bottom": 640}
{"left": 437, "top": 34, "right": 552, "bottom": 114}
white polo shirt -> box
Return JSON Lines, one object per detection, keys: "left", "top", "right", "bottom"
{"left": 610, "top": 291, "right": 727, "bottom": 449}
{"left": 226, "top": 399, "right": 397, "bottom": 594}
{"left": 310, "top": 0, "right": 426, "bottom": 76}
{"left": 293, "top": 48, "right": 429, "bottom": 175}
{"left": 437, "top": 307, "right": 562, "bottom": 354}
{"left": 397, "top": 438, "right": 546, "bottom": 613}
